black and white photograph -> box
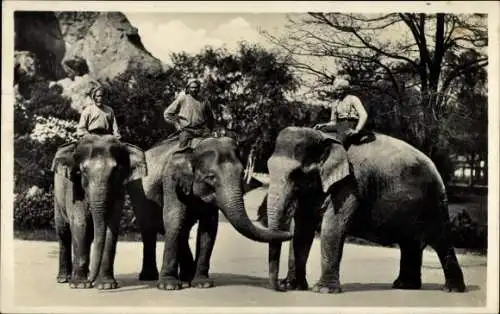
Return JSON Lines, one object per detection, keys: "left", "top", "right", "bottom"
{"left": 1, "top": 1, "right": 499, "bottom": 313}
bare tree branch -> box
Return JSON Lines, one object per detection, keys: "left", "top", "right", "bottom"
{"left": 309, "top": 13, "right": 419, "bottom": 67}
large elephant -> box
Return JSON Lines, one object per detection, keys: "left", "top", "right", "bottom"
{"left": 263, "top": 126, "right": 466, "bottom": 294}
{"left": 126, "top": 136, "right": 292, "bottom": 290}
{"left": 51, "top": 134, "right": 147, "bottom": 289}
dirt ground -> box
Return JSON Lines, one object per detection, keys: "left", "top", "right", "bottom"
{"left": 4, "top": 187, "right": 492, "bottom": 312}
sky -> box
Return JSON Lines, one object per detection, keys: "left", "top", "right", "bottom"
{"left": 123, "top": 12, "right": 335, "bottom": 102}
{"left": 124, "top": 12, "right": 292, "bottom": 64}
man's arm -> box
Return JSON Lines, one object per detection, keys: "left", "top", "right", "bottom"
{"left": 164, "top": 93, "right": 184, "bottom": 129}
{"left": 204, "top": 102, "right": 216, "bottom": 132}
{"left": 110, "top": 110, "right": 121, "bottom": 140}
{"left": 76, "top": 108, "right": 90, "bottom": 137}
{"left": 314, "top": 101, "right": 338, "bottom": 130}
{"left": 351, "top": 96, "right": 368, "bottom": 132}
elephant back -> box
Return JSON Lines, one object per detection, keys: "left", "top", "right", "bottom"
{"left": 347, "top": 133, "right": 446, "bottom": 199}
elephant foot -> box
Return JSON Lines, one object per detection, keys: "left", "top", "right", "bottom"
{"left": 95, "top": 278, "right": 118, "bottom": 290}
{"left": 312, "top": 281, "right": 342, "bottom": 294}
{"left": 69, "top": 279, "right": 93, "bottom": 289}
{"left": 56, "top": 274, "right": 71, "bottom": 283}
{"left": 280, "top": 277, "right": 309, "bottom": 291}
{"left": 157, "top": 278, "right": 182, "bottom": 290}
{"left": 392, "top": 277, "right": 422, "bottom": 290}
{"left": 191, "top": 277, "right": 214, "bottom": 289}
{"left": 268, "top": 279, "right": 287, "bottom": 292}
{"left": 442, "top": 280, "right": 466, "bottom": 293}
{"left": 139, "top": 269, "right": 159, "bottom": 281}
{"left": 181, "top": 281, "right": 191, "bottom": 289}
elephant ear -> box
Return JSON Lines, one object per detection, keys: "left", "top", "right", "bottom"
{"left": 169, "top": 149, "right": 194, "bottom": 196}
{"left": 319, "top": 137, "right": 351, "bottom": 193}
{"left": 51, "top": 142, "right": 78, "bottom": 179}
{"left": 121, "top": 143, "right": 148, "bottom": 183}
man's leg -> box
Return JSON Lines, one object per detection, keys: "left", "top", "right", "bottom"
{"left": 178, "top": 131, "right": 192, "bottom": 149}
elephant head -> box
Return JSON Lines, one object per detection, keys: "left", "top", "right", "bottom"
{"left": 170, "top": 136, "right": 293, "bottom": 242}
{"left": 51, "top": 134, "right": 147, "bottom": 281}
{"left": 266, "top": 127, "right": 351, "bottom": 232}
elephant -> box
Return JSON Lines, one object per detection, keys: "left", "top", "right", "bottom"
{"left": 126, "top": 136, "right": 293, "bottom": 290}
{"left": 51, "top": 134, "right": 147, "bottom": 289}
{"left": 262, "top": 126, "right": 466, "bottom": 294}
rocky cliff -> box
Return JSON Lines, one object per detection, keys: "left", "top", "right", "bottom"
{"left": 14, "top": 11, "right": 163, "bottom": 110}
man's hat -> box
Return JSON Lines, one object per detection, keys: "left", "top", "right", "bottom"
{"left": 333, "top": 78, "right": 350, "bottom": 90}
{"left": 185, "top": 78, "right": 201, "bottom": 90}
{"left": 89, "top": 85, "right": 104, "bottom": 101}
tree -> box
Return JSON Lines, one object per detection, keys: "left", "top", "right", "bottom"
{"left": 262, "top": 13, "right": 488, "bottom": 156}
{"left": 440, "top": 51, "right": 488, "bottom": 186}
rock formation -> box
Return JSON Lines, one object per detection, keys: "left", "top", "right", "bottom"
{"left": 14, "top": 11, "right": 163, "bottom": 112}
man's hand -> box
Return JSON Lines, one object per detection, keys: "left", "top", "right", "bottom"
{"left": 313, "top": 123, "right": 327, "bottom": 130}
{"left": 345, "top": 128, "right": 359, "bottom": 137}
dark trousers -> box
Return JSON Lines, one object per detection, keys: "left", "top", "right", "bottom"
{"left": 178, "top": 127, "right": 210, "bottom": 149}
{"left": 322, "top": 119, "right": 358, "bottom": 143}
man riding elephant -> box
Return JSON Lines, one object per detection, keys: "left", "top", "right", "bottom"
{"left": 76, "top": 85, "right": 122, "bottom": 140}
{"left": 163, "top": 78, "right": 215, "bottom": 150}
{"left": 313, "top": 78, "right": 370, "bottom": 146}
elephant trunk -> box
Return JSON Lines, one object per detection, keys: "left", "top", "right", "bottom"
{"left": 217, "top": 186, "right": 293, "bottom": 243}
{"left": 87, "top": 191, "right": 108, "bottom": 283}
{"left": 266, "top": 178, "right": 294, "bottom": 233}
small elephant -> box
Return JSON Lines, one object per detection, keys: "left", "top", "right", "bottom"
{"left": 263, "top": 126, "right": 466, "bottom": 294}
{"left": 51, "top": 134, "right": 147, "bottom": 289}
{"left": 127, "top": 136, "right": 292, "bottom": 290}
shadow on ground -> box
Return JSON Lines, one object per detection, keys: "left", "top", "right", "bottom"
{"left": 107, "top": 273, "right": 479, "bottom": 293}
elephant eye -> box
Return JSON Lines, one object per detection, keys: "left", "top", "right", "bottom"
{"left": 205, "top": 173, "right": 217, "bottom": 184}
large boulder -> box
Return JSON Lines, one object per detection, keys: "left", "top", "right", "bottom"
{"left": 55, "top": 11, "right": 163, "bottom": 82}
{"left": 14, "top": 11, "right": 164, "bottom": 115}
{"left": 14, "top": 11, "right": 163, "bottom": 85}
{"left": 14, "top": 11, "right": 67, "bottom": 81}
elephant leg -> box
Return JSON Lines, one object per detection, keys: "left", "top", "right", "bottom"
{"left": 268, "top": 240, "right": 283, "bottom": 291}
{"left": 179, "top": 216, "right": 197, "bottom": 288}
{"left": 283, "top": 216, "right": 316, "bottom": 291}
{"left": 430, "top": 231, "right": 466, "bottom": 292}
{"left": 157, "top": 200, "right": 187, "bottom": 290}
{"left": 312, "top": 186, "right": 357, "bottom": 294}
{"left": 393, "top": 239, "right": 423, "bottom": 290}
{"left": 192, "top": 211, "right": 219, "bottom": 288}
{"left": 95, "top": 207, "right": 122, "bottom": 290}
{"left": 128, "top": 182, "right": 160, "bottom": 281}
{"left": 69, "top": 210, "right": 93, "bottom": 289}
{"left": 55, "top": 206, "right": 72, "bottom": 283}
{"left": 139, "top": 228, "right": 159, "bottom": 281}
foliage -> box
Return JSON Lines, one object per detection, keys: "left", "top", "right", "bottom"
{"left": 102, "top": 69, "right": 176, "bottom": 149}
{"left": 14, "top": 136, "right": 67, "bottom": 193}
{"left": 450, "top": 209, "right": 487, "bottom": 252}
{"left": 14, "top": 100, "right": 35, "bottom": 136}
{"left": 29, "top": 116, "right": 78, "bottom": 143}
{"left": 21, "top": 80, "right": 79, "bottom": 121}
{"left": 14, "top": 190, "right": 144, "bottom": 235}
{"left": 14, "top": 190, "right": 55, "bottom": 231}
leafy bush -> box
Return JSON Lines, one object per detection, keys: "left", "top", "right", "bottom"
{"left": 103, "top": 69, "right": 176, "bottom": 149}
{"left": 14, "top": 190, "right": 55, "bottom": 231}
{"left": 14, "top": 136, "right": 66, "bottom": 193}
{"left": 14, "top": 98, "right": 35, "bottom": 136}
{"left": 450, "top": 209, "right": 487, "bottom": 252}
{"left": 29, "top": 115, "right": 78, "bottom": 143}
{"left": 120, "top": 195, "right": 140, "bottom": 234}
{"left": 23, "top": 81, "right": 79, "bottom": 121}
{"left": 14, "top": 190, "right": 141, "bottom": 235}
